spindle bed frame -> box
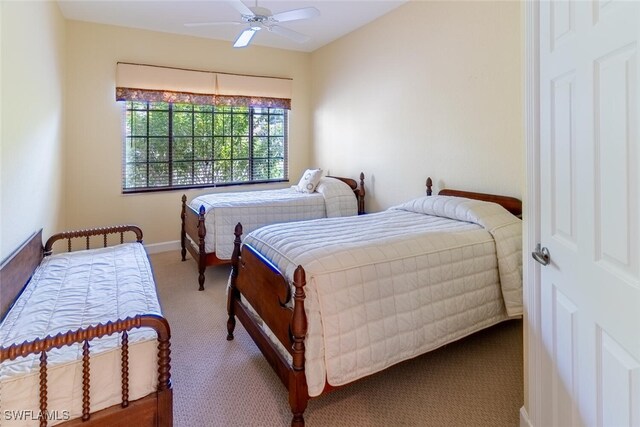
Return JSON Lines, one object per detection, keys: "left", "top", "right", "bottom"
{"left": 181, "top": 172, "right": 366, "bottom": 290}
{"left": 227, "top": 177, "right": 521, "bottom": 426}
{"left": 0, "top": 226, "right": 172, "bottom": 427}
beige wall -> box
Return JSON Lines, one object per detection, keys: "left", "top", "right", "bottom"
{"left": 0, "top": 1, "right": 66, "bottom": 260}
{"left": 310, "top": 0, "right": 523, "bottom": 212}
{"left": 0, "top": 1, "right": 523, "bottom": 254}
{"left": 65, "top": 22, "right": 312, "bottom": 246}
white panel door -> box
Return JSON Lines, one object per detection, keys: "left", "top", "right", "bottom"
{"left": 539, "top": 1, "right": 640, "bottom": 425}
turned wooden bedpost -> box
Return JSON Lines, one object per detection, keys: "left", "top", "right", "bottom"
{"left": 39, "top": 351, "right": 47, "bottom": 427}
{"left": 81, "top": 340, "right": 91, "bottom": 421}
{"left": 140, "top": 315, "right": 173, "bottom": 426}
{"left": 227, "top": 223, "right": 242, "bottom": 340}
{"left": 357, "top": 172, "right": 366, "bottom": 215}
{"left": 197, "top": 205, "right": 207, "bottom": 291}
{"left": 180, "top": 195, "right": 187, "bottom": 262}
{"left": 426, "top": 177, "right": 433, "bottom": 196}
{"left": 289, "top": 266, "right": 309, "bottom": 427}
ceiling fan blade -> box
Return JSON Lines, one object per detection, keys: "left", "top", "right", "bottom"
{"left": 184, "top": 21, "right": 243, "bottom": 27}
{"left": 268, "top": 25, "right": 310, "bottom": 43}
{"left": 271, "top": 7, "right": 320, "bottom": 23}
{"left": 233, "top": 28, "right": 257, "bottom": 48}
{"left": 227, "top": 0, "right": 254, "bottom": 16}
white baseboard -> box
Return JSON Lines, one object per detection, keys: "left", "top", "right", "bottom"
{"left": 145, "top": 240, "right": 180, "bottom": 254}
{"left": 520, "top": 406, "right": 533, "bottom": 427}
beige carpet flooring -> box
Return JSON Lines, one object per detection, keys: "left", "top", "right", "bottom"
{"left": 150, "top": 251, "right": 523, "bottom": 427}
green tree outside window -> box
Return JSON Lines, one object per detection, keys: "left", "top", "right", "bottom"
{"left": 123, "top": 101, "right": 288, "bottom": 191}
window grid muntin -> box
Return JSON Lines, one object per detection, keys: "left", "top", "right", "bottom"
{"left": 123, "top": 101, "right": 287, "bottom": 191}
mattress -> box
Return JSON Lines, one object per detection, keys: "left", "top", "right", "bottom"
{"left": 242, "top": 195, "right": 523, "bottom": 396}
{"left": 0, "top": 243, "right": 161, "bottom": 426}
{"left": 189, "top": 176, "right": 358, "bottom": 258}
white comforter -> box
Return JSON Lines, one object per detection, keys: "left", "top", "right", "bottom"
{"left": 0, "top": 243, "right": 161, "bottom": 426}
{"left": 242, "top": 196, "right": 522, "bottom": 396}
{"left": 189, "top": 176, "right": 357, "bottom": 259}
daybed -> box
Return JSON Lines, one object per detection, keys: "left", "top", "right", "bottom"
{"left": 226, "top": 178, "right": 522, "bottom": 426}
{"left": 181, "top": 172, "right": 365, "bottom": 290}
{"left": 0, "top": 225, "right": 172, "bottom": 427}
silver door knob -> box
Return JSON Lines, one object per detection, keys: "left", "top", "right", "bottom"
{"left": 532, "top": 244, "right": 550, "bottom": 266}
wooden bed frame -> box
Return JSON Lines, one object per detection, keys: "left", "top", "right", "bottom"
{"left": 180, "top": 172, "right": 366, "bottom": 291}
{"left": 0, "top": 226, "right": 172, "bottom": 427}
{"left": 226, "top": 177, "right": 521, "bottom": 426}
{"left": 425, "top": 177, "right": 522, "bottom": 217}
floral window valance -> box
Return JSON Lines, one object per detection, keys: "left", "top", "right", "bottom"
{"left": 115, "top": 62, "right": 292, "bottom": 109}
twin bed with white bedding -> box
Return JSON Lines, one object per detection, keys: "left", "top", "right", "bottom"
{"left": 0, "top": 227, "right": 171, "bottom": 427}
{"left": 181, "top": 173, "right": 365, "bottom": 290}
{"left": 226, "top": 184, "right": 523, "bottom": 426}
{"left": 0, "top": 179, "right": 520, "bottom": 426}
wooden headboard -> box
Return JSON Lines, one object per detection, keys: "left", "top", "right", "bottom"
{"left": 0, "top": 230, "right": 43, "bottom": 319}
{"left": 327, "top": 172, "right": 366, "bottom": 215}
{"left": 425, "top": 177, "right": 522, "bottom": 217}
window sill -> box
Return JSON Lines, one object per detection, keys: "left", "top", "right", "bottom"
{"left": 122, "top": 179, "right": 289, "bottom": 194}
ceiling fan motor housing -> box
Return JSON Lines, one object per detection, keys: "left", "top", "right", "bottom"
{"left": 244, "top": 6, "right": 274, "bottom": 25}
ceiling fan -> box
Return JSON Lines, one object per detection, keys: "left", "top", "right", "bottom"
{"left": 185, "top": 0, "right": 320, "bottom": 48}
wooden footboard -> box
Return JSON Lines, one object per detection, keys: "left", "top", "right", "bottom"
{"left": 0, "top": 315, "right": 172, "bottom": 427}
{"left": 227, "top": 224, "right": 309, "bottom": 427}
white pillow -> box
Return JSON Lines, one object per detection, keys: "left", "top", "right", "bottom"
{"left": 296, "top": 168, "right": 323, "bottom": 193}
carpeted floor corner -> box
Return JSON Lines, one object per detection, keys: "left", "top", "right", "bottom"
{"left": 150, "top": 251, "right": 523, "bottom": 427}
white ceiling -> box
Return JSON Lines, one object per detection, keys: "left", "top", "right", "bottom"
{"left": 57, "top": 0, "right": 408, "bottom": 52}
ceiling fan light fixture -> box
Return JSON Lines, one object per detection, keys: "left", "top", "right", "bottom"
{"left": 233, "top": 29, "right": 256, "bottom": 48}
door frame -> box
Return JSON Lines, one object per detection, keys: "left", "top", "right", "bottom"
{"left": 522, "top": 1, "right": 542, "bottom": 426}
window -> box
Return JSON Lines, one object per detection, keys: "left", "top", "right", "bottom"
{"left": 123, "top": 101, "right": 288, "bottom": 192}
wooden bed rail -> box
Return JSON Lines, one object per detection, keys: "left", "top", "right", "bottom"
{"left": 0, "top": 314, "right": 171, "bottom": 427}
{"left": 44, "top": 225, "right": 143, "bottom": 256}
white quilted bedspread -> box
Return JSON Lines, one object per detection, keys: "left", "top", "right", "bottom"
{"left": 189, "top": 177, "right": 357, "bottom": 259}
{"left": 0, "top": 243, "right": 161, "bottom": 425}
{"left": 242, "top": 196, "right": 522, "bottom": 396}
